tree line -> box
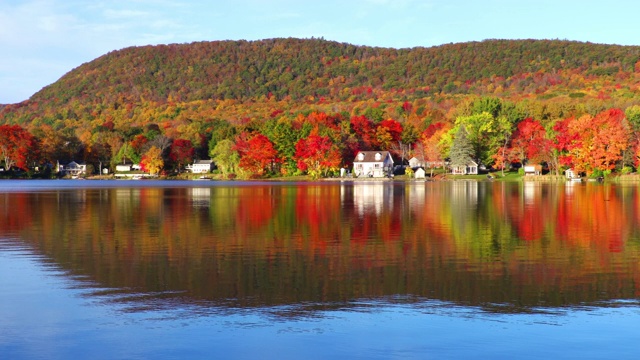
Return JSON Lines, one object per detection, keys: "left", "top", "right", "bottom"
{"left": 2, "top": 97, "right": 640, "bottom": 179}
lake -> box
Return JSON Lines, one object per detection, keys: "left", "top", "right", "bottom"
{"left": 1, "top": 179, "right": 639, "bottom": 359}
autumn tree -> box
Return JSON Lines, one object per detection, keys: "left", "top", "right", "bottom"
{"left": 350, "top": 115, "right": 376, "bottom": 150}
{"left": 0, "top": 125, "right": 38, "bottom": 170}
{"left": 375, "top": 118, "right": 403, "bottom": 149}
{"left": 140, "top": 146, "right": 164, "bottom": 175}
{"left": 234, "top": 133, "right": 279, "bottom": 177}
{"left": 169, "top": 139, "right": 195, "bottom": 171}
{"left": 566, "top": 109, "right": 629, "bottom": 175}
{"left": 294, "top": 133, "right": 341, "bottom": 179}
{"left": 509, "top": 118, "right": 547, "bottom": 165}
{"left": 419, "top": 125, "right": 449, "bottom": 177}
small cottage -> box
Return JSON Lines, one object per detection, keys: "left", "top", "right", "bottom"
{"left": 414, "top": 168, "right": 426, "bottom": 179}
{"left": 451, "top": 161, "right": 478, "bottom": 175}
{"left": 524, "top": 165, "right": 542, "bottom": 176}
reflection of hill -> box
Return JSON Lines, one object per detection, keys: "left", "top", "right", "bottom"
{"left": 2, "top": 183, "right": 640, "bottom": 313}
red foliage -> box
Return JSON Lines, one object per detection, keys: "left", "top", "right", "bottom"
{"left": 130, "top": 134, "right": 149, "bottom": 153}
{"left": 0, "top": 124, "right": 38, "bottom": 170}
{"left": 377, "top": 118, "right": 403, "bottom": 143}
{"left": 169, "top": 139, "right": 195, "bottom": 168}
{"left": 234, "top": 133, "right": 279, "bottom": 176}
{"left": 294, "top": 134, "right": 341, "bottom": 175}
{"left": 350, "top": 115, "right": 376, "bottom": 149}
{"left": 422, "top": 122, "right": 446, "bottom": 139}
{"left": 509, "top": 118, "right": 547, "bottom": 163}
{"left": 402, "top": 101, "right": 413, "bottom": 113}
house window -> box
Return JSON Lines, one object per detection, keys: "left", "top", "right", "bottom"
{"left": 356, "top": 164, "right": 363, "bottom": 169}
{"left": 375, "top": 153, "right": 381, "bottom": 161}
{"left": 358, "top": 153, "right": 365, "bottom": 161}
{"left": 374, "top": 164, "right": 380, "bottom": 168}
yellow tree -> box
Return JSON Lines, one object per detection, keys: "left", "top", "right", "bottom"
{"left": 140, "top": 146, "right": 164, "bottom": 175}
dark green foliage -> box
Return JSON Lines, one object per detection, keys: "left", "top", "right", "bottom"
{"left": 450, "top": 125, "right": 474, "bottom": 167}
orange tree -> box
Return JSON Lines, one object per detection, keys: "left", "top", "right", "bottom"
{"left": 566, "top": 109, "right": 629, "bottom": 175}
{"left": 234, "top": 133, "right": 280, "bottom": 177}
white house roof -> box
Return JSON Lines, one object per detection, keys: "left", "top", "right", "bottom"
{"left": 193, "top": 160, "right": 214, "bottom": 164}
{"left": 353, "top": 151, "right": 393, "bottom": 163}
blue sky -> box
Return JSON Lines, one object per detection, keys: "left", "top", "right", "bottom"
{"left": 2, "top": 0, "right": 640, "bottom": 104}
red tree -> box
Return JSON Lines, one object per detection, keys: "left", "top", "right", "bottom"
{"left": 0, "top": 125, "right": 38, "bottom": 170}
{"left": 509, "top": 118, "right": 547, "bottom": 164}
{"left": 169, "top": 139, "right": 195, "bottom": 171}
{"left": 234, "top": 133, "right": 279, "bottom": 176}
{"left": 350, "top": 115, "right": 376, "bottom": 149}
{"left": 377, "top": 119, "right": 403, "bottom": 143}
{"left": 294, "top": 133, "right": 341, "bottom": 178}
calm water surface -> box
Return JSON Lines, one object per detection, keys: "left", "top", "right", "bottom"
{"left": 1, "top": 180, "right": 639, "bottom": 359}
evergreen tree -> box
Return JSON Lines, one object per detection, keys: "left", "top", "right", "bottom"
{"left": 449, "top": 125, "right": 474, "bottom": 167}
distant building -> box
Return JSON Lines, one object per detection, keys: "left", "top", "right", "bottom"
{"left": 115, "top": 163, "right": 141, "bottom": 172}
{"left": 58, "top": 161, "right": 87, "bottom": 177}
{"left": 186, "top": 160, "right": 215, "bottom": 174}
{"left": 408, "top": 156, "right": 424, "bottom": 169}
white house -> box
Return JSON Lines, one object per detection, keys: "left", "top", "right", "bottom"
{"left": 115, "top": 163, "right": 141, "bottom": 172}
{"left": 408, "top": 156, "right": 424, "bottom": 169}
{"left": 353, "top": 151, "right": 394, "bottom": 178}
{"left": 451, "top": 160, "right": 478, "bottom": 175}
{"left": 58, "top": 161, "right": 87, "bottom": 176}
{"left": 186, "top": 160, "right": 215, "bottom": 174}
{"left": 565, "top": 169, "right": 582, "bottom": 181}
{"left": 414, "top": 167, "right": 426, "bottom": 179}
{"left": 524, "top": 165, "right": 542, "bottom": 176}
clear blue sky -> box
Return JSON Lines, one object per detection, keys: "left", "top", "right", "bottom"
{"left": 2, "top": 0, "right": 640, "bottom": 104}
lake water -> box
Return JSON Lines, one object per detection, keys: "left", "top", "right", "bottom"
{"left": 1, "top": 180, "right": 639, "bottom": 359}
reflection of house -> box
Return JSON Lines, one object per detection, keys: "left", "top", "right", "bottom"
{"left": 186, "top": 160, "right": 215, "bottom": 174}
{"left": 524, "top": 165, "right": 542, "bottom": 176}
{"left": 58, "top": 161, "right": 87, "bottom": 176}
{"left": 451, "top": 161, "right": 478, "bottom": 175}
{"left": 352, "top": 183, "right": 391, "bottom": 215}
{"left": 353, "top": 151, "right": 394, "bottom": 178}
{"left": 451, "top": 180, "right": 478, "bottom": 205}
{"left": 190, "top": 188, "right": 211, "bottom": 207}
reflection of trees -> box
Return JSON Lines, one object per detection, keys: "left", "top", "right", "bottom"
{"left": 2, "top": 182, "right": 640, "bottom": 313}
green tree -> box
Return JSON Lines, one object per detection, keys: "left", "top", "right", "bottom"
{"left": 207, "top": 119, "right": 236, "bottom": 154}
{"left": 210, "top": 139, "right": 239, "bottom": 176}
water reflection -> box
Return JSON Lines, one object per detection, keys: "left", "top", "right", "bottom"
{"left": 1, "top": 181, "right": 640, "bottom": 314}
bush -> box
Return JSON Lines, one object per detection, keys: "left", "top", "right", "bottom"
{"left": 621, "top": 166, "right": 633, "bottom": 175}
{"left": 405, "top": 167, "right": 414, "bottom": 177}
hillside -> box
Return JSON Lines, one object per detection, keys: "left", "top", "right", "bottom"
{"left": 8, "top": 38, "right": 640, "bottom": 108}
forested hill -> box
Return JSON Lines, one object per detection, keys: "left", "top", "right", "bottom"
{"left": 19, "top": 38, "right": 640, "bottom": 106}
